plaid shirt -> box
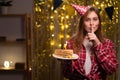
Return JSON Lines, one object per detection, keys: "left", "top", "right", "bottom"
{"left": 61, "top": 38, "right": 118, "bottom": 80}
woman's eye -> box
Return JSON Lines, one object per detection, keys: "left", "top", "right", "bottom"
{"left": 85, "top": 18, "right": 90, "bottom": 21}
{"left": 85, "top": 17, "right": 98, "bottom": 21}
{"left": 93, "top": 18, "right": 98, "bottom": 21}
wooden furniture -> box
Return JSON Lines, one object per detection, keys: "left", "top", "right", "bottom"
{"left": 0, "top": 14, "right": 31, "bottom": 80}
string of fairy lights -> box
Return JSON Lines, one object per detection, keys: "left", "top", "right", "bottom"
{"left": 33, "top": 0, "right": 120, "bottom": 80}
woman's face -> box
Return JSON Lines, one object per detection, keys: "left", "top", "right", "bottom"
{"left": 84, "top": 11, "right": 99, "bottom": 33}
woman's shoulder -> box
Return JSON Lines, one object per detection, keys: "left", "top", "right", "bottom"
{"left": 103, "top": 38, "right": 113, "bottom": 42}
{"left": 66, "top": 38, "right": 74, "bottom": 49}
{"left": 67, "top": 38, "right": 74, "bottom": 44}
{"left": 67, "top": 34, "right": 76, "bottom": 42}
{"left": 103, "top": 38, "right": 114, "bottom": 45}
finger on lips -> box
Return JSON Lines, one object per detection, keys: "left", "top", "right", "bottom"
{"left": 91, "top": 26, "right": 94, "bottom": 33}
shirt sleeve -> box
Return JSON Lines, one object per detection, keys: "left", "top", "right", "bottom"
{"left": 61, "top": 60, "right": 73, "bottom": 79}
{"left": 93, "top": 39, "right": 119, "bottom": 74}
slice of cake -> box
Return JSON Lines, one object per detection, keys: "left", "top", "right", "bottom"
{"left": 54, "top": 49, "right": 73, "bottom": 58}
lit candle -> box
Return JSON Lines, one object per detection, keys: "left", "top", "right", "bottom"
{"left": 64, "top": 41, "right": 67, "bottom": 49}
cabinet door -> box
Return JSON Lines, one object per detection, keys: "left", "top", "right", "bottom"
{"left": 0, "top": 14, "right": 31, "bottom": 80}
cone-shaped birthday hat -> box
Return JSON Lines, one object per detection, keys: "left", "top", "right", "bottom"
{"left": 71, "top": 4, "right": 89, "bottom": 15}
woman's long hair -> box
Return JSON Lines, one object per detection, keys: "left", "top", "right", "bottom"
{"left": 71, "top": 6, "right": 104, "bottom": 53}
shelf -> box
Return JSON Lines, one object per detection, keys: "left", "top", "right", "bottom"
{"left": 0, "top": 70, "right": 26, "bottom": 75}
{"left": 0, "top": 41, "right": 25, "bottom": 45}
{"left": 0, "top": 68, "right": 27, "bottom": 80}
{"left": 0, "top": 14, "right": 31, "bottom": 80}
{"left": 0, "top": 67, "right": 26, "bottom": 73}
{"left": 0, "top": 14, "right": 29, "bottom": 17}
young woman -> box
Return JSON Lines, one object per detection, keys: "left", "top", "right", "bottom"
{"left": 61, "top": 4, "right": 119, "bottom": 80}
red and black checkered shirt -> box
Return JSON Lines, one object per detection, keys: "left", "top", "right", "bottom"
{"left": 61, "top": 38, "right": 118, "bottom": 80}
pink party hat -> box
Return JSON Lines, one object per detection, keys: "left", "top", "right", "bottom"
{"left": 71, "top": 4, "right": 89, "bottom": 15}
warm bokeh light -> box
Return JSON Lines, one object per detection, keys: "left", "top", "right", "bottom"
{"left": 50, "top": 40, "right": 55, "bottom": 46}
{"left": 4, "top": 61, "right": 10, "bottom": 68}
{"left": 50, "top": 25, "right": 54, "bottom": 30}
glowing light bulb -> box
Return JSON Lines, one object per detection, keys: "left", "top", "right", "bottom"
{"left": 4, "top": 61, "right": 10, "bottom": 68}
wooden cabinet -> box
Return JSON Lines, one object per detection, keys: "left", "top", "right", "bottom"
{"left": 0, "top": 14, "right": 31, "bottom": 80}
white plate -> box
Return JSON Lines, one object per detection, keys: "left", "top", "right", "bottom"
{"left": 52, "top": 54, "right": 78, "bottom": 60}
